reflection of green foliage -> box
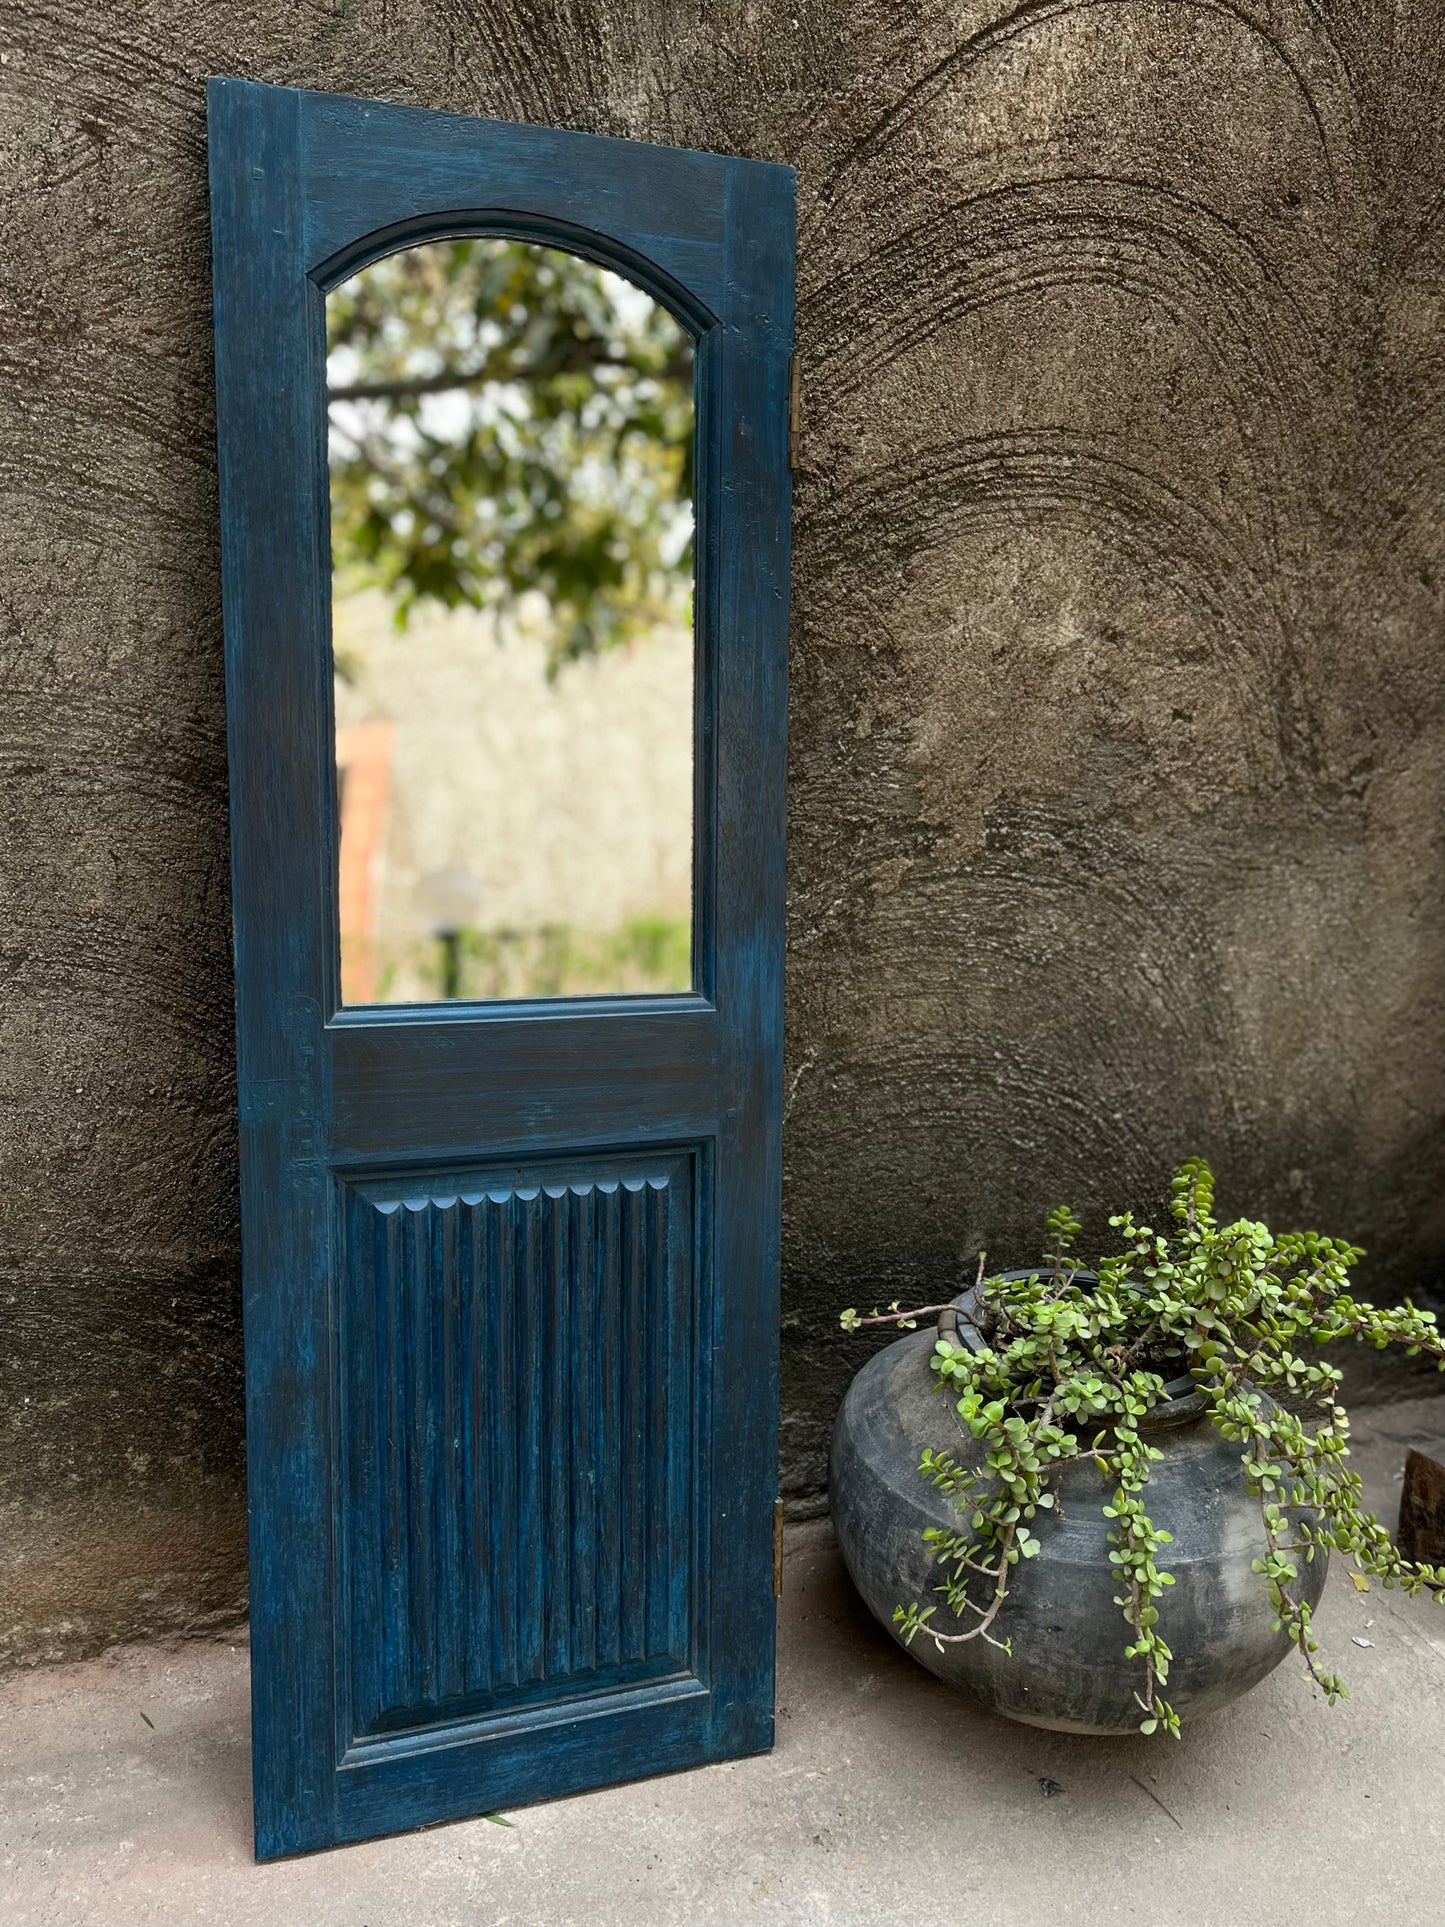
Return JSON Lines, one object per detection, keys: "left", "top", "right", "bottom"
{"left": 361, "top": 915, "right": 692, "bottom": 1005}
{"left": 327, "top": 238, "right": 693, "bottom": 665}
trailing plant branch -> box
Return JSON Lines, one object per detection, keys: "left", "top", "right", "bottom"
{"left": 843, "top": 1156, "right": 1445, "bottom": 1734}
{"left": 840, "top": 1255, "right": 987, "bottom": 1333}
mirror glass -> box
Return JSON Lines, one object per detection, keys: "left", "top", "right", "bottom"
{"left": 327, "top": 238, "right": 695, "bottom": 1005}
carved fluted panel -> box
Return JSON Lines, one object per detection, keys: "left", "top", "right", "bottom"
{"left": 338, "top": 1155, "right": 699, "bottom": 1740}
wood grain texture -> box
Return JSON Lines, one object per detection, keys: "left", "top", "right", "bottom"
{"left": 339, "top": 1158, "right": 697, "bottom": 1741}
{"left": 5, "top": 2, "right": 1445, "bottom": 1667}
{"left": 208, "top": 80, "right": 790, "bottom": 1852}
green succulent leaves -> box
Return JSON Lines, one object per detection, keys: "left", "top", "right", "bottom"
{"left": 844, "top": 1159, "right": 1445, "bottom": 1734}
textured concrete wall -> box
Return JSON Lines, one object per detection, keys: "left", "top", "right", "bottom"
{"left": 4, "top": 1, "right": 1445, "bottom": 1665}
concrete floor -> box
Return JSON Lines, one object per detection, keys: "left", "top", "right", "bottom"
{"left": 5, "top": 1396, "right": 1445, "bottom": 1927}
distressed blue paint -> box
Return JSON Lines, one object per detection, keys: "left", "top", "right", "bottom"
{"left": 339, "top": 1155, "right": 697, "bottom": 1740}
{"left": 208, "top": 78, "right": 793, "bottom": 1859}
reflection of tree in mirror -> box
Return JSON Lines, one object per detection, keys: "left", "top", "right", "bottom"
{"left": 327, "top": 238, "right": 693, "bottom": 666}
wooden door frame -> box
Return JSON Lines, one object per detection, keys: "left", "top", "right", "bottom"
{"left": 209, "top": 77, "right": 793, "bottom": 1857}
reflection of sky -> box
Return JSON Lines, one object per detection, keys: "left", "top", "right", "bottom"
{"left": 656, "top": 502, "right": 693, "bottom": 568}
{"left": 327, "top": 384, "right": 506, "bottom": 459}
{"left": 600, "top": 268, "right": 658, "bottom": 331}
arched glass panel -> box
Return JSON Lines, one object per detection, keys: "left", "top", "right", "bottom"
{"left": 327, "top": 237, "right": 695, "bottom": 1005}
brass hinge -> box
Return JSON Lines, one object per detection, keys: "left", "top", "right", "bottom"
{"left": 787, "top": 354, "right": 801, "bottom": 471}
{"left": 772, "top": 1497, "right": 785, "bottom": 1597}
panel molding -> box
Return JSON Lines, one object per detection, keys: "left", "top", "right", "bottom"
{"left": 339, "top": 1673, "right": 708, "bottom": 1771}
{"left": 335, "top": 1147, "right": 706, "bottom": 1750}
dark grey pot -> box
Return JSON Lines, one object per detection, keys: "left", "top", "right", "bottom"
{"left": 829, "top": 1280, "right": 1328, "bottom": 1735}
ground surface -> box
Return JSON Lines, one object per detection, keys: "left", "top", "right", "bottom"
{"left": 4, "top": 1394, "right": 1445, "bottom": 1927}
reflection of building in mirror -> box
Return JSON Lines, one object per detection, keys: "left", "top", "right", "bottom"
{"left": 327, "top": 235, "right": 695, "bottom": 1006}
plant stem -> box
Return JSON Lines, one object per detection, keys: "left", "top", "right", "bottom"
{"left": 923, "top": 1524, "right": 1017, "bottom": 1645}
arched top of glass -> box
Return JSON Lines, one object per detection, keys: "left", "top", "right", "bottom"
{"left": 327, "top": 236, "right": 696, "bottom": 1007}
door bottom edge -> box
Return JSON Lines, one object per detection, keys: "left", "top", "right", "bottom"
{"left": 339, "top": 1671, "right": 709, "bottom": 1772}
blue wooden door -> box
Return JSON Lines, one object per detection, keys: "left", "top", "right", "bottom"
{"left": 208, "top": 78, "right": 792, "bottom": 1860}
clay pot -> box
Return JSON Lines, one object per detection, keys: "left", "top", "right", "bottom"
{"left": 829, "top": 1277, "right": 1327, "bottom": 1734}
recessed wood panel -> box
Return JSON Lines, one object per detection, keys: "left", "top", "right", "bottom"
{"left": 337, "top": 1151, "right": 700, "bottom": 1742}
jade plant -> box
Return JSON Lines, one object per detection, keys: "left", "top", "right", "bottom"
{"left": 840, "top": 1159, "right": 1445, "bottom": 1735}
